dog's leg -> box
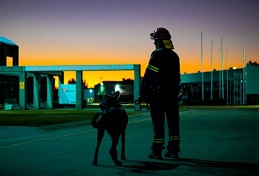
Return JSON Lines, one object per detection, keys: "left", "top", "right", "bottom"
{"left": 109, "top": 134, "right": 121, "bottom": 165}
{"left": 93, "top": 128, "right": 104, "bottom": 165}
{"left": 120, "top": 132, "right": 126, "bottom": 160}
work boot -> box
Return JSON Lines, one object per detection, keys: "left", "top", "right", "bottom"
{"left": 164, "top": 142, "right": 180, "bottom": 159}
{"left": 148, "top": 151, "right": 162, "bottom": 159}
{"left": 148, "top": 145, "right": 162, "bottom": 159}
{"left": 164, "top": 150, "right": 179, "bottom": 159}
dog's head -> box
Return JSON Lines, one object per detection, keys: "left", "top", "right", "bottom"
{"left": 99, "top": 91, "right": 121, "bottom": 111}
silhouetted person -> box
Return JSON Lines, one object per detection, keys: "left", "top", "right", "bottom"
{"left": 139, "top": 27, "right": 181, "bottom": 159}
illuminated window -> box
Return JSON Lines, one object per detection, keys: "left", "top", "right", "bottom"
{"left": 6, "top": 57, "right": 13, "bottom": 66}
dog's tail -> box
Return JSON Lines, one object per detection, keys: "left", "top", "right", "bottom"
{"left": 91, "top": 112, "right": 102, "bottom": 128}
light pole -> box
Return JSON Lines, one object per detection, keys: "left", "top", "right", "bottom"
{"left": 242, "top": 44, "right": 247, "bottom": 105}
{"left": 221, "top": 38, "right": 224, "bottom": 100}
{"left": 210, "top": 40, "right": 213, "bottom": 100}
{"left": 226, "top": 50, "right": 228, "bottom": 105}
{"left": 201, "top": 32, "right": 204, "bottom": 101}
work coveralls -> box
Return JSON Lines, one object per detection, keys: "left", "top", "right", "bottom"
{"left": 140, "top": 40, "right": 181, "bottom": 157}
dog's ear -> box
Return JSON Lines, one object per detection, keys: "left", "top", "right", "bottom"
{"left": 113, "top": 91, "right": 120, "bottom": 100}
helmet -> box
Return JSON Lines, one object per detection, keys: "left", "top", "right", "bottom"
{"left": 150, "top": 27, "right": 171, "bottom": 40}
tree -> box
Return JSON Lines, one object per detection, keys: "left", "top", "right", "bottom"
{"left": 67, "top": 78, "right": 88, "bottom": 88}
{"left": 68, "top": 78, "right": 76, "bottom": 84}
{"left": 247, "top": 60, "right": 259, "bottom": 66}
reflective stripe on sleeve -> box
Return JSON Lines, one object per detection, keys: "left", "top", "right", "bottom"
{"left": 147, "top": 64, "right": 159, "bottom": 73}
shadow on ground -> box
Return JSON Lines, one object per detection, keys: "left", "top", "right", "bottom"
{"left": 97, "top": 158, "right": 259, "bottom": 175}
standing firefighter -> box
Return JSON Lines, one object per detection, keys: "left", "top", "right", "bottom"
{"left": 139, "top": 27, "right": 181, "bottom": 159}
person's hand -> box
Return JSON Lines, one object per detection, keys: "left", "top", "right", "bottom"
{"left": 134, "top": 96, "right": 143, "bottom": 104}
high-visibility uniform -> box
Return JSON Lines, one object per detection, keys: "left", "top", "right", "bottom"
{"left": 140, "top": 39, "right": 181, "bottom": 157}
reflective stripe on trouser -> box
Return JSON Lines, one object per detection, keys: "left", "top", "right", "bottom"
{"left": 168, "top": 135, "right": 180, "bottom": 141}
{"left": 167, "top": 135, "right": 180, "bottom": 152}
{"left": 151, "top": 138, "right": 164, "bottom": 154}
{"left": 152, "top": 138, "right": 165, "bottom": 145}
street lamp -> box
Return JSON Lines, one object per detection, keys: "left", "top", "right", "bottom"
{"left": 115, "top": 84, "right": 120, "bottom": 92}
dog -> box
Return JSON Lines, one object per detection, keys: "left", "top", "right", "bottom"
{"left": 91, "top": 91, "right": 128, "bottom": 166}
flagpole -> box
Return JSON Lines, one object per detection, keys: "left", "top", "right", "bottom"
{"left": 243, "top": 44, "right": 246, "bottom": 105}
{"left": 201, "top": 32, "right": 204, "bottom": 101}
{"left": 219, "top": 48, "right": 221, "bottom": 99}
{"left": 221, "top": 38, "right": 224, "bottom": 100}
{"left": 210, "top": 40, "right": 213, "bottom": 100}
{"left": 226, "top": 49, "right": 228, "bottom": 105}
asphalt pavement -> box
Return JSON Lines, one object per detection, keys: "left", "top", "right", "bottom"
{"left": 0, "top": 106, "right": 259, "bottom": 176}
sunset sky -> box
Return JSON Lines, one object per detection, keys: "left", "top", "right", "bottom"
{"left": 1, "top": 0, "right": 258, "bottom": 88}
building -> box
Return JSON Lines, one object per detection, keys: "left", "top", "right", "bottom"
{"left": 0, "top": 36, "right": 19, "bottom": 66}
{"left": 0, "top": 36, "right": 20, "bottom": 107}
{"left": 93, "top": 65, "right": 259, "bottom": 105}
{"left": 181, "top": 65, "right": 259, "bottom": 105}
{"left": 94, "top": 79, "right": 134, "bottom": 103}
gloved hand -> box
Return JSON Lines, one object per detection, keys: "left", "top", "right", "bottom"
{"left": 134, "top": 96, "right": 143, "bottom": 104}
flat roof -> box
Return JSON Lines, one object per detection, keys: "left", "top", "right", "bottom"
{"left": 25, "top": 64, "right": 137, "bottom": 71}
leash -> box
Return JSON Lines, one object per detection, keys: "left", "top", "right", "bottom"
{"left": 121, "top": 85, "right": 187, "bottom": 104}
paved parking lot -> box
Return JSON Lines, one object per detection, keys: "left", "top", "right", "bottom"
{"left": 0, "top": 106, "right": 259, "bottom": 175}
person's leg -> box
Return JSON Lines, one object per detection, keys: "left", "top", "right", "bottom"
{"left": 148, "top": 103, "right": 165, "bottom": 159}
{"left": 165, "top": 102, "right": 180, "bottom": 158}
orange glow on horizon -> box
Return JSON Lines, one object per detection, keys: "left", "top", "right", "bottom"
{"left": 18, "top": 46, "right": 247, "bottom": 88}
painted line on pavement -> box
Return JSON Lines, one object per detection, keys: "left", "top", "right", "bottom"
{"left": 0, "top": 111, "right": 189, "bottom": 149}
{"left": 0, "top": 129, "right": 95, "bottom": 149}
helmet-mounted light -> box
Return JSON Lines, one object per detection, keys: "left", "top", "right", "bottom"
{"left": 150, "top": 27, "right": 171, "bottom": 40}
{"left": 150, "top": 32, "right": 155, "bottom": 40}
